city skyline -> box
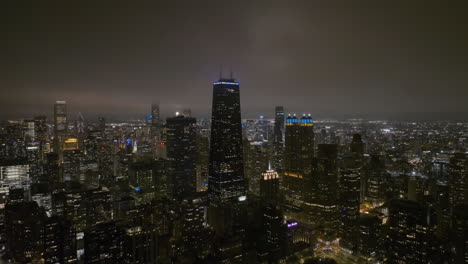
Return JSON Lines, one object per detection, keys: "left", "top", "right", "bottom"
{"left": 1, "top": 2, "right": 467, "bottom": 263}
{"left": 3, "top": 1, "right": 468, "bottom": 120}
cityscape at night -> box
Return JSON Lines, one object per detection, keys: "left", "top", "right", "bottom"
{"left": 2, "top": 1, "right": 468, "bottom": 264}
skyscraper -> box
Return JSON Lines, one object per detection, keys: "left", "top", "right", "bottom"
{"left": 151, "top": 103, "right": 160, "bottom": 120}
{"left": 208, "top": 78, "right": 245, "bottom": 202}
{"left": 208, "top": 78, "right": 246, "bottom": 235}
{"left": 151, "top": 103, "right": 160, "bottom": 135}
{"left": 309, "top": 144, "right": 339, "bottom": 240}
{"left": 273, "top": 106, "right": 285, "bottom": 171}
{"left": 274, "top": 106, "right": 285, "bottom": 141}
{"left": 33, "top": 115, "right": 47, "bottom": 143}
{"left": 386, "top": 199, "right": 437, "bottom": 264}
{"left": 166, "top": 115, "right": 197, "bottom": 200}
{"left": 54, "top": 101, "right": 67, "bottom": 158}
{"left": 54, "top": 101, "right": 67, "bottom": 140}
{"left": 339, "top": 156, "right": 361, "bottom": 251}
{"left": 151, "top": 103, "right": 165, "bottom": 159}
{"left": 283, "top": 114, "right": 314, "bottom": 201}
{"left": 260, "top": 168, "right": 280, "bottom": 207}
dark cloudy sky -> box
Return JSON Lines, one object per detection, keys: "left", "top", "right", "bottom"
{"left": 2, "top": 1, "right": 468, "bottom": 120}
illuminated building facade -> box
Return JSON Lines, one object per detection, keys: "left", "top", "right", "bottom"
{"left": 260, "top": 169, "right": 280, "bottom": 207}
{"left": 283, "top": 114, "right": 314, "bottom": 200}
{"left": 0, "top": 161, "right": 30, "bottom": 199}
{"left": 23, "top": 119, "right": 35, "bottom": 142}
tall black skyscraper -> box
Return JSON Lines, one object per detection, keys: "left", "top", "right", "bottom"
{"left": 208, "top": 78, "right": 246, "bottom": 234}
{"left": 208, "top": 78, "right": 245, "bottom": 202}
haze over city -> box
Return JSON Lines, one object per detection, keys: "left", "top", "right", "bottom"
{"left": 3, "top": 1, "right": 468, "bottom": 120}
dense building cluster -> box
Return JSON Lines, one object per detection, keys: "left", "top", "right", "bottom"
{"left": 0, "top": 79, "right": 467, "bottom": 263}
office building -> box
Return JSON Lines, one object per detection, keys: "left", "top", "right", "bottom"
{"left": 166, "top": 115, "right": 197, "bottom": 200}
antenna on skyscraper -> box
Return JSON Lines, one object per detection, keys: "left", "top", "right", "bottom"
{"left": 230, "top": 65, "right": 234, "bottom": 80}
{"left": 219, "top": 64, "right": 223, "bottom": 79}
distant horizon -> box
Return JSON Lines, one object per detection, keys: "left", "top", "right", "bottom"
{"left": 2, "top": 109, "right": 468, "bottom": 123}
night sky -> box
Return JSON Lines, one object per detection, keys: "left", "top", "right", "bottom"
{"left": 2, "top": 1, "right": 468, "bottom": 120}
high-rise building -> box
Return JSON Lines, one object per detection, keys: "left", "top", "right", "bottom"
{"left": 53, "top": 101, "right": 67, "bottom": 164}
{"left": 43, "top": 215, "right": 77, "bottom": 263}
{"left": 273, "top": 106, "right": 285, "bottom": 172}
{"left": 245, "top": 141, "right": 269, "bottom": 194}
{"left": 274, "top": 107, "right": 285, "bottom": 145}
{"left": 356, "top": 214, "right": 382, "bottom": 257}
{"left": 84, "top": 221, "right": 124, "bottom": 263}
{"left": 447, "top": 153, "right": 467, "bottom": 208}
{"left": 23, "top": 119, "right": 35, "bottom": 142}
{"left": 339, "top": 156, "right": 361, "bottom": 251}
{"left": 26, "top": 142, "right": 42, "bottom": 182}
{"left": 54, "top": 101, "right": 67, "bottom": 143}
{"left": 33, "top": 115, "right": 48, "bottom": 143}
{"left": 128, "top": 160, "right": 156, "bottom": 204}
{"left": 308, "top": 144, "right": 339, "bottom": 240}
{"left": 151, "top": 103, "right": 165, "bottom": 159}
{"left": 260, "top": 206, "right": 286, "bottom": 262}
{"left": 0, "top": 160, "right": 30, "bottom": 199}
{"left": 208, "top": 78, "right": 245, "bottom": 202}
{"left": 386, "top": 199, "right": 438, "bottom": 264}
{"left": 283, "top": 114, "right": 314, "bottom": 201}
{"left": 260, "top": 168, "right": 280, "bottom": 207}
{"left": 364, "top": 155, "right": 388, "bottom": 204}
{"left": 178, "top": 198, "right": 210, "bottom": 258}
{"left": 450, "top": 205, "right": 468, "bottom": 264}
{"left": 151, "top": 103, "right": 160, "bottom": 125}
{"left": 166, "top": 115, "right": 197, "bottom": 200}
{"left": 5, "top": 201, "right": 46, "bottom": 263}
{"left": 123, "top": 224, "right": 158, "bottom": 263}
{"left": 62, "top": 148, "right": 81, "bottom": 182}
{"left": 208, "top": 77, "right": 246, "bottom": 235}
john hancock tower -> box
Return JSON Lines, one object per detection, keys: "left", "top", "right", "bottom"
{"left": 208, "top": 77, "right": 247, "bottom": 234}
